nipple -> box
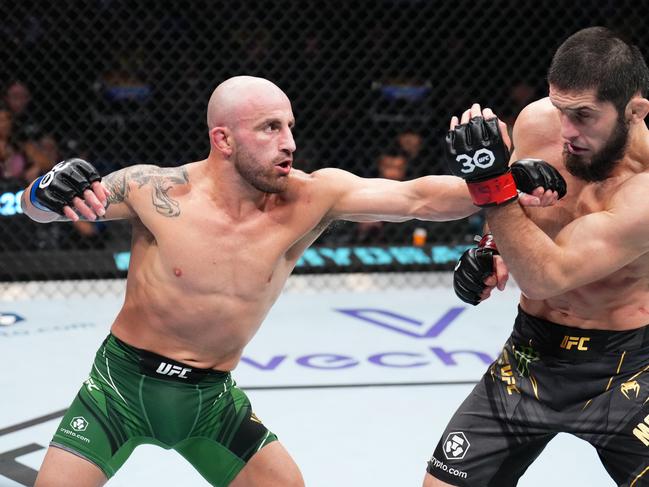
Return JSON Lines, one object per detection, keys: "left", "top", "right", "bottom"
{"left": 173, "top": 267, "right": 182, "bottom": 277}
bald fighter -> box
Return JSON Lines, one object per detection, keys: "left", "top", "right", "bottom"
{"left": 426, "top": 27, "right": 649, "bottom": 486}
{"left": 23, "top": 75, "right": 563, "bottom": 487}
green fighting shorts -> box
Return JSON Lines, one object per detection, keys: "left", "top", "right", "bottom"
{"left": 50, "top": 334, "right": 277, "bottom": 485}
{"left": 427, "top": 306, "right": 649, "bottom": 486}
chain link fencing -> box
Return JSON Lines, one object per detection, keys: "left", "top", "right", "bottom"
{"left": 0, "top": 0, "right": 645, "bottom": 296}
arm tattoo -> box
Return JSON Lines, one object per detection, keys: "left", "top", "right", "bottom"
{"left": 103, "top": 165, "right": 189, "bottom": 217}
{"left": 103, "top": 169, "right": 130, "bottom": 205}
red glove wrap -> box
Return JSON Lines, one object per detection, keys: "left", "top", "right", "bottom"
{"left": 466, "top": 171, "right": 518, "bottom": 207}
{"left": 477, "top": 233, "right": 498, "bottom": 252}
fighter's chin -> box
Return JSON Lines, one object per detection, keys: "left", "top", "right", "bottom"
{"left": 563, "top": 151, "right": 614, "bottom": 183}
{"left": 253, "top": 178, "right": 289, "bottom": 194}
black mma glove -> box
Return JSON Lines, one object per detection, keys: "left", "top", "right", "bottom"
{"left": 446, "top": 116, "right": 516, "bottom": 207}
{"left": 445, "top": 117, "right": 568, "bottom": 205}
{"left": 510, "top": 158, "right": 567, "bottom": 199}
{"left": 454, "top": 234, "right": 499, "bottom": 306}
{"left": 29, "top": 158, "right": 101, "bottom": 214}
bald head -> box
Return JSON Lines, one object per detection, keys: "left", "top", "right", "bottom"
{"left": 206, "top": 76, "right": 289, "bottom": 130}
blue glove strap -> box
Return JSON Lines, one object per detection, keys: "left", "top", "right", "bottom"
{"left": 29, "top": 177, "right": 53, "bottom": 212}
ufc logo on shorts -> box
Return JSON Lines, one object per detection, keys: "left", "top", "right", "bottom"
{"left": 456, "top": 149, "right": 495, "bottom": 174}
{"left": 156, "top": 362, "right": 192, "bottom": 378}
{"left": 499, "top": 364, "right": 520, "bottom": 395}
{"left": 560, "top": 335, "right": 590, "bottom": 351}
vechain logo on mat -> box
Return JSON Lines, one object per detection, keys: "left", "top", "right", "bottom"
{"left": 239, "top": 307, "right": 495, "bottom": 372}
{"left": 335, "top": 308, "right": 463, "bottom": 339}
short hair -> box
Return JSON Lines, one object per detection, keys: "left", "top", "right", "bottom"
{"left": 547, "top": 27, "right": 649, "bottom": 112}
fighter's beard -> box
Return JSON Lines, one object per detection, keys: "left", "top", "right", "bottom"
{"left": 564, "top": 116, "right": 629, "bottom": 182}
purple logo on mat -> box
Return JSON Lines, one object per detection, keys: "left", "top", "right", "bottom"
{"left": 334, "top": 307, "right": 465, "bottom": 339}
{"left": 239, "top": 306, "right": 495, "bottom": 371}
{"left": 0, "top": 312, "right": 25, "bottom": 327}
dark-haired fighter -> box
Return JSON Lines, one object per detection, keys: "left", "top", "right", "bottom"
{"left": 427, "top": 27, "right": 649, "bottom": 486}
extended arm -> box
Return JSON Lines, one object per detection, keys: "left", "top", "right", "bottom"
{"left": 317, "top": 168, "right": 478, "bottom": 223}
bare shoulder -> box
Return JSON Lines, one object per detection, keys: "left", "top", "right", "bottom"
{"left": 124, "top": 164, "right": 189, "bottom": 186}
{"left": 303, "top": 167, "right": 359, "bottom": 190}
{"left": 606, "top": 173, "right": 649, "bottom": 237}
{"left": 512, "top": 98, "right": 562, "bottom": 156}
{"left": 516, "top": 98, "right": 558, "bottom": 127}
{"left": 103, "top": 163, "right": 190, "bottom": 218}
{"left": 616, "top": 172, "right": 649, "bottom": 205}
{"left": 282, "top": 168, "right": 362, "bottom": 220}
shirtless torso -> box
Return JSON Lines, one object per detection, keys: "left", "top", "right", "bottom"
{"left": 501, "top": 97, "right": 649, "bottom": 330}
{"left": 13, "top": 156, "right": 480, "bottom": 381}
{"left": 106, "top": 163, "right": 394, "bottom": 369}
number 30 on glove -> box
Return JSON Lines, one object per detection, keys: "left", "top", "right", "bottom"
{"left": 445, "top": 116, "right": 517, "bottom": 207}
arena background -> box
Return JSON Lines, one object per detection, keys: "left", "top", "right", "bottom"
{"left": 2, "top": 0, "right": 645, "bottom": 291}
{"left": 0, "top": 2, "right": 645, "bottom": 486}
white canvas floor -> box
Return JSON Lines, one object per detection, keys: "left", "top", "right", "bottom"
{"left": 0, "top": 276, "right": 615, "bottom": 486}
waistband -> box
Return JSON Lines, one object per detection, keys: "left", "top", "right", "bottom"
{"left": 106, "top": 334, "right": 230, "bottom": 384}
{"left": 512, "top": 306, "right": 649, "bottom": 361}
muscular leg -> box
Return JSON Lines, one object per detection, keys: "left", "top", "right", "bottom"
{"left": 422, "top": 472, "right": 457, "bottom": 487}
{"left": 35, "top": 446, "right": 107, "bottom": 487}
{"left": 230, "top": 441, "right": 304, "bottom": 487}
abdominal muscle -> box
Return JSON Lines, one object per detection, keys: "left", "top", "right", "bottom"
{"left": 520, "top": 276, "right": 649, "bottom": 330}
{"left": 110, "top": 261, "right": 289, "bottom": 371}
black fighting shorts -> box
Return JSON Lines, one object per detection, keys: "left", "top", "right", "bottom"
{"left": 427, "top": 307, "right": 649, "bottom": 486}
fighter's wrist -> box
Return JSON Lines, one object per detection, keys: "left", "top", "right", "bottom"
{"left": 29, "top": 177, "right": 54, "bottom": 213}
{"left": 466, "top": 171, "right": 518, "bottom": 207}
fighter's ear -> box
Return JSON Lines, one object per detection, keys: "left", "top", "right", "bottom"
{"left": 210, "top": 126, "right": 233, "bottom": 156}
{"left": 626, "top": 96, "right": 649, "bottom": 124}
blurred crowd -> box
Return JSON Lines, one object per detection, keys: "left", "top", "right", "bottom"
{"left": 2, "top": 0, "right": 633, "bottom": 256}
{"left": 0, "top": 80, "right": 104, "bottom": 249}
{"left": 0, "top": 74, "right": 537, "bottom": 251}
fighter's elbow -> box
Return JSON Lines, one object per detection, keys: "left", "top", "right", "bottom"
{"left": 516, "top": 273, "right": 569, "bottom": 301}
{"left": 519, "top": 285, "right": 555, "bottom": 301}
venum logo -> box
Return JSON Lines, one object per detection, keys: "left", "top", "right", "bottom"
{"left": 621, "top": 380, "right": 641, "bottom": 400}
{"left": 443, "top": 431, "right": 470, "bottom": 460}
